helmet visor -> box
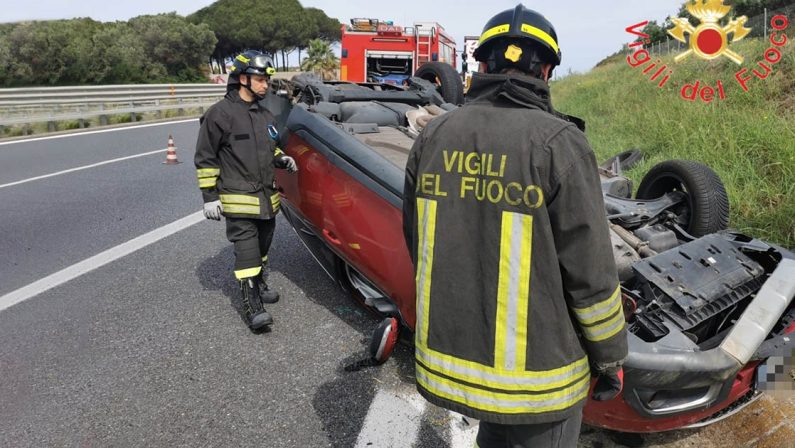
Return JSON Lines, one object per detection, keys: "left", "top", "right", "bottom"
{"left": 249, "top": 55, "right": 276, "bottom": 76}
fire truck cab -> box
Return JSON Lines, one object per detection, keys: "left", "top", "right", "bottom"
{"left": 340, "top": 18, "right": 458, "bottom": 86}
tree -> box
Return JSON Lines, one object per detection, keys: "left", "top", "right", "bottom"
{"left": 299, "top": 39, "right": 338, "bottom": 80}
{"left": 189, "top": 0, "right": 341, "bottom": 71}
{"left": 728, "top": 0, "right": 792, "bottom": 17}
{"left": 297, "top": 7, "right": 341, "bottom": 65}
{"left": 634, "top": 20, "right": 669, "bottom": 45}
{"left": 128, "top": 13, "right": 217, "bottom": 81}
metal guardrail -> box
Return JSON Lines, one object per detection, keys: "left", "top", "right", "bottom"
{"left": 0, "top": 83, "right": 227, "bottom": 128}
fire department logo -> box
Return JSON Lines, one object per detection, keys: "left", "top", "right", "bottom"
{"left": 668, "top": 0, "right": 752, "bottom": 64}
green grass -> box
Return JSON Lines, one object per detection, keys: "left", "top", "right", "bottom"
{"left": 551, "top": 37, "right": 795, "bottom": 247}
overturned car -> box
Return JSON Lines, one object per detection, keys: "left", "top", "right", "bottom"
{"left": 265, "top": 72, "right": 795, "bottom": 433}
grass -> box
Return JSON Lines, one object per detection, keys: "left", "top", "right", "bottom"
{"left": 551, "top": 37, "right": 795, "bottom": 247}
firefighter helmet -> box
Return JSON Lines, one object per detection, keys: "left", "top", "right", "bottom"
{"left": 473, "top": 4, "right": 561, "bottom": 75}
{"left": 227, "top": 50, "right": 276, "bottom": 94}
{"left": 229, "top": 50, "right": 276, "bottom": 77}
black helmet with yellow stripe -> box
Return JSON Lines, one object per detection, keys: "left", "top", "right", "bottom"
{"left": 473, "top": 4, "right": 561, "bottom": 77}
{"left": 230, "top": 50, "right": 276, "bottom": 78}
{"left": 227, "top": 50, "right": 276, "bottom": 95}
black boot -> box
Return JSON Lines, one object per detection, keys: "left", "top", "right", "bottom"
{"left": 259, "top": 282, "right": 280, "bottom": 304}
{"left": 259, "top": 263, "right": 280, "bottom": 304}
{"left": 240, "top": 277, "right": 273, "bottom": 330}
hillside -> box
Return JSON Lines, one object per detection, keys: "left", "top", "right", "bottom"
{"left": 551, "top": 37, "right": 795, "bottom": 247}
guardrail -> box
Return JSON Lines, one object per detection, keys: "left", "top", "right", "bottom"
{"left": 0, "top": 83, "right": 227, "bottom": 130}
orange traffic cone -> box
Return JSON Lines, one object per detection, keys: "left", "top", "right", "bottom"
{"left": 163, "top": 134, "right": 181, "bottom": 165}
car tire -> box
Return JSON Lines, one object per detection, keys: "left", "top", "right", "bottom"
{"left": 599, "top": 149, "right": 644, "bottom": 171}
{"left": 636, "top": 160, "right": 730, "bottom": 237}
{"left": 414, "top": 62, "right": 464, "bottom": 105}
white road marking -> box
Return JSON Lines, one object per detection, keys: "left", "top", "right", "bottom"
{"left": 0, "top": 147, "right": 169, "bottom": 189}
{"left": 354, "top": 389, "right": 427, "bottom": 448}
{"left": 0, "top": 118, "right": 198, "bottom": 146}
{"left": 0, "top": 211, "right": 205, "bottom": 313}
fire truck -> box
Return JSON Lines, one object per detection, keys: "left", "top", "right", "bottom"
{"left": 340, "top": 18, "right": 462, "bottom": 102}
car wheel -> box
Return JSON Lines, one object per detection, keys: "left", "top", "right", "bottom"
{"left": 414, "top": 62, "right": 464, "bottom": 105}
{"left": 636, "top": 160, "right": 730, "bottom": 237}
{"left": 599, "top": 149, "right": 644, "bottom": 171}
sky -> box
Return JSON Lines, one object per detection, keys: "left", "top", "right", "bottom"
{"left": 1, "top": 0, "right": 687, "bottom": 75}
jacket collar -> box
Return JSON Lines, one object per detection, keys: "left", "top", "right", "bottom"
{"left": 466, "top": 72, "right": 586, "bottom": 132}
{"left": 226, "top": 89, "right": 260, "bottom": 111}
{"left": 467, "top": 72, "right": 553, "bottom": 113}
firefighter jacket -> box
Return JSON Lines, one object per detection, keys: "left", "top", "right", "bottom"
{"left": 195, "top": 89, "right": 288, "bottom": 220}
{"left": 402, "top": 72, "right": 628, "bottom": 425}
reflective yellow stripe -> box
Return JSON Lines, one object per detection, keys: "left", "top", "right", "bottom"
{"left": 235, "top": 54, "right": 251, "bottom": 63}
{"left": 495, "top": 212, "right": 533, "bottom": 371}
{"left": 479, "top": 23, "right": 510, "bottom": 43}
{"left": 220, "top": 194, "right": 260, "bottom": 206}
{"left": 573, "top": 285, "right": 625, "bottom": 342}
{"left": 223, "top": 204, "right": 260, "bottom": 215}
{"left": 234, "top": 266, "right": 262, "bottom": 280}
{"left": 261, "top": 255, "right": 269, "bottom": 263}
{"left": 274, "top": 147, "right": 285, "bottom": 156}
{"left": 520, "top": 24, "right": 559, "bottom": 55}
{"left": 270, "top": 193, "right": 281, "bottom": 211}
{"left": 197, "top": 168, "right": 220, "bottom": 177}
{"left": 417, "top": 345, "right": 589, "bottom": 391}
{"left": 415, "top": 198, "right": 438, "bottom": 346}
{"left": 416, "top": 364, "right": 589, "bottom": 414}
{"left": 581, "top": 312, "right": 625, "bottom": 342}
{"left": 198, "top": 178, "right": 217, "bottom": 188}
{"left": 573, "top": 286, "right": 621, "bottom": 325}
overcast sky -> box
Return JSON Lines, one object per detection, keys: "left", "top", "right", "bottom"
{"left": 1, "top": 0, "right": 686, "bottom": 74}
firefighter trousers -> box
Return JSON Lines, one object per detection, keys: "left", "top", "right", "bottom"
{"left": 225, "top": 217, "right": 276, "bottom": 279}
{"left": 475, "top": 411, "right": 583, "bottom": 448}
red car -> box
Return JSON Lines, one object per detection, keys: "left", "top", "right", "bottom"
{"left": 266, "top": 72, "right": 795, "bottom": 434}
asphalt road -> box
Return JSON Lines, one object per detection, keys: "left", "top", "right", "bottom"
{"left": 0, "top": 122, "right": 473, "bottom": 447}
{"left": 1, "top": 122, "right": 791, "bottom": 448}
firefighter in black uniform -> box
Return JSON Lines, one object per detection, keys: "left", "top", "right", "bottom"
{"left": 403, "top": 5, "right": 628, "bottom": 447}
{"left": 195, "top": 50, "right": 298, "bottom": 331}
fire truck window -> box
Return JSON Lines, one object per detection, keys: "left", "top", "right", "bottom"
{"left": 367, "top": 57, "right": 412, "bottom": 85}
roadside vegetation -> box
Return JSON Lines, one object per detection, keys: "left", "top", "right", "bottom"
{"left": 300, "top": 39, "right": 340, "bottom": 80}
{"left": 0, "top": 14, "right": 217, "bottom": 86}
{"left": 0, "top": 0, "right": 341, "bottom": 87}
{"left": 551, "top": 37, "right": 795, "bottom": 247}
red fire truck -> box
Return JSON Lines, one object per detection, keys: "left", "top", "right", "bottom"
{"left": 340, "top": 18, "right": 461, "bottom": 102}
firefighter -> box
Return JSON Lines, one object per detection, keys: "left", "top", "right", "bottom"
{"left": 195, "top": 50, "right": 298, "bottom": 331}
{"left": 402, "top": 5, "right": 627, "bottom": 447}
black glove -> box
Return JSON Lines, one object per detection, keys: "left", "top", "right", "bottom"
{"left": 591, "top": 366, "right": 624, "bottom": 401}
